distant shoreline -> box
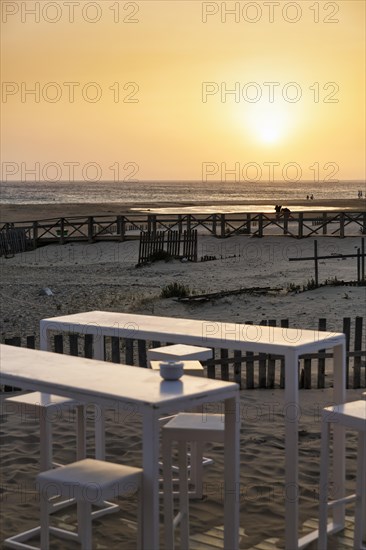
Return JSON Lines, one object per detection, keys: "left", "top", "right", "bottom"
{"left": 1, "top": 199, "right": 365, "bottom": 223}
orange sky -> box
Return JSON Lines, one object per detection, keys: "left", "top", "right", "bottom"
{"left": 1, "top": 0, "right": 365, "bottom": 182}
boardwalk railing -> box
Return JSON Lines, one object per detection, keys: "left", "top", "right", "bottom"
{"left": 138, "top": 230, "right": 197, "bottom": 264}
{"left": 2, "top": 317, "right": 365, "bottom": 391}
{"left": 1, "top": 210, "right": 366, "bottom": 256}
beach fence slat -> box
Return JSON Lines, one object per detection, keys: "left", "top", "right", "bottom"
{"left": 220, "top": 349, "right": 229, "bottom": 381}
{"left": 353, "top": 316, "right": 363, "bottom": 388}
{"left": 234, "top": 350, "right": 242, "bottom": 388}
{"left": 84, "top": 334, "right": 93, "bottom": 359}
{"left": 125, "top": 338, "right": 134, "bottom": 365}
{"left": 54, "top": 334, "right": 63, "bottom": 354}
{"left": 343, "top": 317, "right": 351, "bottom": 389}
{"left": 317, "top": 318, "right": 327, "bottom": 389}
{"left": 111, "top": 336, "right": 121, "bottom": 363}
{"left": 138, "top": 339, "right": 147, "bottom": 368}
{"left": 267, "top": 320, "right": 277, "bottom": 389}
{"left": 207, "top": 349, "right": 216, "bottom": 379}
{"left": 258, "top": 320, "right": 267, "bottom": 388}
{"left": 69, "top": 334, "right": 79, "bottom": 356}
{"left": 245, "top": 321, "right": 254, "bottom": 389}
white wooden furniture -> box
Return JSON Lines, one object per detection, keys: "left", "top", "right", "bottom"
{"left": 0, "top": 344, "right": 240, "bottom": 550}
{"left": 40, "top": 311, "right": 347, "bottom": 550}
{"left": 37, "top": 459, "right": 142, "bottom": 550}
{"left": 318, "top": 401, "right": 366, "bottom": 550}
{"left": 162, "top": 413, "right": 224, "bottom": 549}
{"left": 147, "top": 344, "right": 212, "bottom": 365}
{"left": 5, "top": 392, "right": 86, "bottom": 471}
{"left": 150, "top": 360, "right": 204, "bottom": 376}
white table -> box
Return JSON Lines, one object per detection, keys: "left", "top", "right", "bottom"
{"left": 40, "top": 311, "right": 347, "bottom": 550}
{"left": 0, "top": 344, "right": 240, "bottom": 550}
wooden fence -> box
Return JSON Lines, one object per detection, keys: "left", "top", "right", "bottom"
{"left": 1, "top": 210, "right": 366, "bottom": 257}
{"left": 2, "top": 317, "right": 365, "bottom": 392}
{"left": 138, "top": 230, "right": 197, "bottom": 264}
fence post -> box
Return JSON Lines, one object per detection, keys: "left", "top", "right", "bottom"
{"left": 317, "top": 318, "right": 326, "bottom": 389}
{"left": 339, "top": 212, "right": 345, "bottom": 238}
{"left": 33, "top": 221, "right": 38, "bottom": 249}
{"left": 233, "top": 350, "right": 242, "bottom": 389}
{"left": 125, "top": 339, "right": 134, "bottom": 365}
{"left": 88, "top": 217, "right": 94, "bottom": 243}
{"left": 322, "top": 212, "right": 327, "bottom": 235}
{"left": 267, "top": 320, "right": 276, "bottom": 388}
{"left": 138, "top": 339, "right": 147, "bottom": 368}
{"left": 298, "top": 213, "right": 303, "bottom": 239}
{"left": 258, "top": 320, "right": 267, "bottom": 388}
{"left": 220, "top": 349, "right": 229, "bottom": 381}
{"left": 353, "top": 316, "right": 363, "bottom": 388}
{"left": 220, "top": 215, "right": 226, "bottom": 238}
{"left": 343, "top": 317, "right": 351, "bottom": 389}
{"left": 314, "top": 240, "right": 319, "bottom": 287}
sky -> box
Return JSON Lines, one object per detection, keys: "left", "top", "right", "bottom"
{"left": 1, "top": 0, "right": 365, "bottom": 183}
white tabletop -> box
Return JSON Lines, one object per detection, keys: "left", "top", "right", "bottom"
{"left": 0, "top": 344, "right": 238, "bottom": 411}
{"left": 40, "top": 310, "right": 345, "bottom": 354}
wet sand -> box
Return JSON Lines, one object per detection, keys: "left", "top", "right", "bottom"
{"left": 1, "top": 199, "right": 365, "bottom": 223}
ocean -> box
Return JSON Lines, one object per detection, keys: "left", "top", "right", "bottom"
{"left": 0, "top": 180, "right": 365, "bottom": 206}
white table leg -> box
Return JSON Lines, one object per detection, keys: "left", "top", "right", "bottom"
{"left": 142, "top": 409, "right": 160, "bottom": 550}
{"left": 224, "top": 394, "right": 240, "bottom": 550}
{"left": 332, "top": 343, "right": 346, "bottom": 529}
{"left": 284, "top": 350, "right": 299, "bottom": 550}
{"left": 93, "top": 333, "right": 106, "bottom": 460}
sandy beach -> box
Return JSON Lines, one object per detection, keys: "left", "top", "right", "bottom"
{"left": 1, "top": 211, "right": 365, "bottom": 549}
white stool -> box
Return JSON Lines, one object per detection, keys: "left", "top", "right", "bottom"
{"left": 149, "top": 344, "right": 214, "bottom": 501}
{"left": 5, "top": 392, "right": 86, "bottom": 472}
{"left": 3, "top": 393, "right": 118, "bottom": 550}
{"left": 162, "top": 413, "right": 224, "bottom": 550}
{"left": 318, "top": 401, "right": 366, "bottom": 550}
{"left": 35, "top": 459, "right": 142, "bottom": 550}
{"left": 147, "top": 344, "right": 212, "bottom": 365}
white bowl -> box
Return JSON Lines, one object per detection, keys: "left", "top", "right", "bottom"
{"left": 159, "top": 361, "right": 184, "bottom": 381}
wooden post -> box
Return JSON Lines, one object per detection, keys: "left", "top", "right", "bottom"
{"left": 138, "top": 339, "right": 147, "bottom": 368}
{"left": 54, "top": 334, "right": 64, "bottom": 354}
{"left": 220, "top": 348, "right": 229, "bottom": 381}
{"left": 283, "top": 212, "right": 289, "bottom": 235}
{"left": 342, "top": 317, "right": 351, "bottom": 389}
{"left": 267, "top": 320, "right": 276, "bottom": 388}
{"left": 258, "top": 320, "right": 267, "bottom": 388}
{"left": 322, "top": 212, "right": 327, "bottom": 235}
{"left": 220, "top": 214, "right": 226, "bottom": 238}
{"left": 125, "top": 339, "right": 134, "bottom": 365}
{"left": 357, "top": 248, "right": 361, "bottom": 283}
{"left": 339, "top": 212, "right": 345, "bottom": 238}
{"left": 187, "top": 215, "right": 191, "bottom": 233}
{"left": 60, "top": 218, "right": 65, "bottom": 245}
{"left": 314, "top": 240, "right": 319, "bottom": 287}
{"left": 178, "top": 215, "right": 183, "bottom": 234}
{"left": 245, "top": 321, "right": 254, "bottom": 389}
{"left": 117, "top": 216, "right": 125, "bottom": 242}
{"left": 258, "top": 214, "right": 263, "bottom": 237}
{"left": 111, "top": 337, "right": 121, "bottom": 363}
{"left": 353, "top": 316, "right": 363, "bottom": 388}
{"left": 362, "top": 238, "right": 365, "bottom": 282}
{"left": 246, "top": 213, "right": 251, "bottom": 235}
{"left": 32, "top": 221, "right": 38, "bottom": 249}
{"left": 362, "top": 212, "right": 366, "bottom": 236}
{"left": 207, "top": 350, "right": 216, "bottom": 379}
{"left": 88, "top": 217, "right": 94, "bottom": 243}
{"left": 233, "top": 350, "right": 242, "bottom": 389}
{"left": 298, "top": 213, "right": 303, "bottom": 239}
{"left": 212, "top": 214, "right": 217, "bottom": 236}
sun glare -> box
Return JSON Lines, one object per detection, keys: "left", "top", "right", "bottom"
{"left": 244, "top": 103, "right": 292, "bottom": 145}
